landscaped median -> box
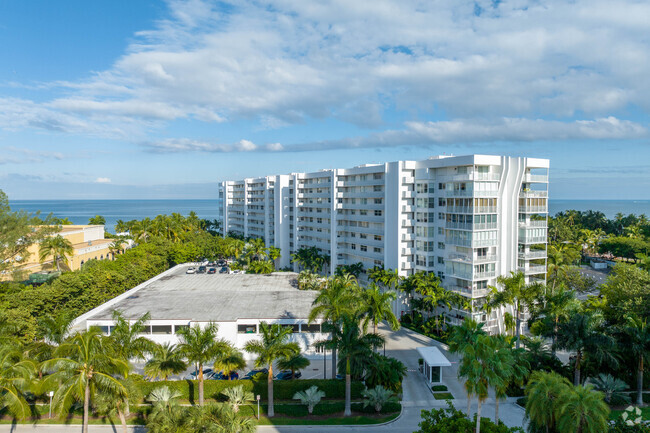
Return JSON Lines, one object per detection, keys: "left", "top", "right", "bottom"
{"left": 0, "top": 377, "right": 401, "bottom": 427}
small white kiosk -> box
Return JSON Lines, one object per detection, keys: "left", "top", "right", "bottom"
{"left": 417, "top": 346, "right": 451, "bottom": 384}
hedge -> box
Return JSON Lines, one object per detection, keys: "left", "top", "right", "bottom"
{"left": 137, "top": 378, "right": 365, "bottom": 403}
{"left": 431, "top": 385, "right": 448, "bottom": 392}
{"left": 259, "top": 401, "right": 401, "bottom": 417}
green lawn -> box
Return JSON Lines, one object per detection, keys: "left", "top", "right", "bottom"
{"left": 433, "top": 392, "right": 454, "bottom": 400}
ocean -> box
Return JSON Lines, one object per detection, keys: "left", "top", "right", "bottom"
{"left": 8, "top": 199, "right": 650, "bottom": 234}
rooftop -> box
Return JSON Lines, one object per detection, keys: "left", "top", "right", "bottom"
{"left": 86, "top": 267, "right": 318, "bottom": 322}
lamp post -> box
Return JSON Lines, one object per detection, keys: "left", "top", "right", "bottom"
{"left": 48, "top": 391, "right": 54, "bottom": 418}
{"left": 256, "top": 395, "right": 260, "bottom": 420}
{"left": 323, "top": 349, "right": 327, "bottom": 379}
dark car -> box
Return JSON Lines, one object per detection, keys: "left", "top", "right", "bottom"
{"left": 185, "top": 368, "right": 213, "bottom": 380}
{"left": 243, "top": 368, "right": 269, "bottom": 379}
{"left": 207, "top": 267, "right": 216, "bottom": 274}
{"left": 219, "top": 267, "right": 228, "bottom": 274}
{"left": 217, "top": 371, "right": 239, "bottom": 380}
{"left": 206, "top": 371, "right": 225, "bottom": 380}
{"left": 217, "top": 260, "right": 226, "bottom": 267}
{"left": 275, "top": 370, "right": 301, "bottom": 380}
{"left": 197, "top": 266, "right": 207, "bottom": 273}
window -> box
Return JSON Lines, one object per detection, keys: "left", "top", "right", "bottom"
{"left": 238, "top": 324, "right": 257, "bottom": 334}
{"left": 438, "top": 242, "right": 445, "bottom": 250}
{"left": 373, "top": 185, "right": 382, "bottom": 192}
{"left": 95, "top": 325, "right": 109, "bottom": 335}
{"left": 438, "top": 256, "right": 444, "bottom": 264}
{"left": 152, "top": 325, "right": 172, "bottom": 335}
{"left": 374, "top": 235, "right": 382, "bottom": 241}
{"left": 374, "top": 247, "right": 381, "bottom": 253}
{"left": 360, "top": 245, "right": 368, "bottom": 252}
{"left": 174, "top": 325, "right": 189, "bottom": 334}
{"left": 375, "top": 210, "right": 382, "bottom": 216}
{"left": 303, "top": 324, "right": 321, "bottom": 333}
{"left": 282, "top": 324, "right": 300, "bottom": 333}
{"left": 374, "top": 198, "right": 382, "bottom": 204}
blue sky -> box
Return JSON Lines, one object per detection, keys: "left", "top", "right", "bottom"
{"left": 1, "top": 0, "right": 649, "bottom": 200}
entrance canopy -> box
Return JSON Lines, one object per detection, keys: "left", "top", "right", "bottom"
{"left": 417, "top": 346, "right": 451, "bottom": 367}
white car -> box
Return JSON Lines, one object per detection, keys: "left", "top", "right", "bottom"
{"left": 186, "top": 267, "right": 196, "bottom": 274}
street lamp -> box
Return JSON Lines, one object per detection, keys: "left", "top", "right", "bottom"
{"left": 256, "top": 395, "right": 260, "bottom": 420}
{"left": 48, "top": 391, "right": 54, "bottom": 418}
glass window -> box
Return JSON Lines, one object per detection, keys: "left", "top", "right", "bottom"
{"left": 238, "top": 324, "right": 257, "bottom": 334}
{"left": 303, "top": 324, "right": 321, "bottom": 333}
{"left": 152, "top": 325, "right": 172, "bottom": 335}
{"left": 174, "top": 324, "right": 189, "bottom": 334}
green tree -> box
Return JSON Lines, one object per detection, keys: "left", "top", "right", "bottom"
{"left": 528, "top": 285, "right": 579, "bottom": 354}
{"left": 589, "top": 373, "right": 630, "bottom": 404}
{"left": 213, "top": 346, "right": 246, "bottom": 380}
{"left": 277, "top": 353, "right": 310, "bottom": 379}
{"left": 315, "top": 313, "right": 384, "bottom": 416}
{"left": 291, "top": 246, "right": 329, "bottom": 273}
{"left": 487, "top": 271, "right": 540, "bottom": 349}
{"left": 364, "top": 353, "right": 407, "bottom": 392}
{"left": 88, "top": 215, "right": 106, "bottom": 225}
{"left": 38, "top": 312, "right": 73, "bottom": 345}
{"left": 39, "top": 234, "right": 74, "bottom": 271}
{"left": 0, "top": 345, "right": 36, "bottom": 420}
{"left": 601, "top": 263, "right": 650, "bottom": 323}
{"left": 293, "top": 385, "right": 325, "bottom": 414}
{"left": 525, "top": 371, "right": 571, "bottom": 433}
{"left": 221, "top": 385, "right": 254, "bottom": 413}
{"left": 448, "top": 318, "right": 486, "bottom": 416}
{"left": 493, "top": 336, "right": 529, "bottom": 425}
{"left": 109, "top": 311, "right": 157, "bottom": 361}
{"left": 145, "top": 343, "right": 188, "bottom": 381}
{"left": 555, "top": 384, "right": 610, "bottom": 433}
{"left": 43, "top": 329, "right": 129, "bottom": 433}
{"left": 93, "top": 376, "right": 142, "bottom": 433}
{"left": 620, "top": 314, "right": 650, "bottom": 405}
{"left": 177, "top": 323, "right": 230, "bottom": 406}
{"left": 245, "top": 238, "right": 268, "bottom": 262}
{"left": 244, "top": 322, "right": 299, "bottom": 417}
{"left": 359, "top": 283, "right": 400, "bottom": 335}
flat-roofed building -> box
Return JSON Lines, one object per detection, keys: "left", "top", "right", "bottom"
{"left": 219, "top": 155, "right": 550, "bottom": 334}
{"left": 72, "top": 266, "right": 327, "bottom": 359}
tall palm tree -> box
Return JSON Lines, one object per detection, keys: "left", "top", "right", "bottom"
{"left": 315, "top": 313, "right": 384, "bottom": 416}
{"left": 244, "top": 322, "right": 299, "bottom": 417}
{"left": 556, "top": 385, "right": 610, "bottom": 433}
{"left": 246, "top": 238, "right": 268, "bottom": 262}
{"left": 115, "top": 219, "right": 129, "bottom": 234}
{"left": 177, "top": 323, "right": 231, "bottom": 406}
{"left": 145, "top": 343, "right": 187, "bottom": 381}
{"left": 277, "top": 353, "right": 310, "bottom": 379}
{"left": 556, "top": 310, "right": 618, "bottom": 386}
{"left": 213, "top": 347, "right": 246, "bottom": 380}
{"left": 359, "top": 283, "right": 400, "bottom": 335}
{"left": 530, "top": 285, "right": 579, "bottom": 355}
{"left": 448, "top": 318, "right": 486, "bottom": 416}
{"left": 0, "top": 345, "right": 36, "bottom": 420}
{"left": 43, "top": 329, "right": 129, "bottom": 433}
{"left": 38, "top": 312, "right": 73, "bottom": 345}
{"left": 525, "top": 371, "right": 572, "bottom": 433}
{"left": 109, "top": 239, "right": 124, "bottom": 259}
{"left": 487, "top": 271, "right": 540, "bottom": 349}
{"left": 131, "top": 217, "right": 153, "bottom": 243}
{"left": 109, "top": 311, "right": 157, "bottom": 362}
{"left": 547, "top": 243, "right": 580, "bottom": 288}
{"left": 621, "top": 314, "right": 650, "bottom": 405}
{"left": 38, "top": 235, "right": 74, "bottom": 271}
{"left": 491, "top": 336, "right": 529, "bottom": 425}
{"left": 309, "top": 274, "right": 361, "bottom": 375}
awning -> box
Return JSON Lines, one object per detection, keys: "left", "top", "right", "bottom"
{"left": 417, "top": 346, "right": 452, "bottom": 367}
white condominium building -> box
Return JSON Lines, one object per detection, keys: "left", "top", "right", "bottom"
{"left": 219, "top": 155, "right": 549, "bottom": 334}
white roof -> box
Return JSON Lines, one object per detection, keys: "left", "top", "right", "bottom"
{"left": 417, "top": 346, "right": 452, "bottom": 367}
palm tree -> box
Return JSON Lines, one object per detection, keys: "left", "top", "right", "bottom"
{"left": 131, "top": 217, "right": 153, "bottom": 243}
{"left": 38, "top": 312, "right": 73, "bottom": 345}
{"left": 293, "top": 385, "right": 325, "bottom": 414}
{"left": 43, "top": 329, "right": 129, "bottom": 433}
{"left": 315, "top": 313, "right": 384, "bottom": 416}
{"left": 589, "top": 373, "right": 630, "bottom": 404}
{"left": 109, "top": 311, "right": 157, "bottom": 361}
{"left": 309, "top": 274, "right": 361, "bottom": 376}
{"left": 362, "top": 386, "right": 397, "bottom": 413}
{"left": 268, "top": 246, "right": 281, "bottom": 263}
{"left": 93, "top": 377, "right": 142, "bottom": 433}
{"left": 147, "top": 386, "right": 187, "bottom": 432}
{"left": 448, "top": 318, "right": 486, "bottom": 416}
{"left": 246, "top": 238, "right": 268, "bottom": 262}
{"left": 196, "top": 403, "right": 257, "bottom": 433}
{"left": 532, "top": 285, "right": 579, "bottom": 354}
{"left": 556, "top": 310, "right": 618, "bottom": 386}
{"left": 39, "top": 234, "right": 74, "bottom": 271}
{"left": 621, "top": 314, "right": 650, "bottom": 405}
{"left": 277, "top": 353, "right": 310, "bottom": 379}
{"left": 115, "top": 219, "right": 129, "bottom": 234}
{"left": 221, "top": 385, "right": 254, "bottom": 413}
{"left": 109, "top": 239, "right": 124, "bottom": 259}
{"left": 492, "top": 336, "right": 529, "bottom": 425}
{"left": 556, "top": 385, "right": 610, "bottom": 433}
{"left": 487, "top": 271, "right": 540, "bottom": 349}
{"left": 359, "top": 283, "right": 400, "bottom": 335}
{"left": 145, "top": 343, "right": 188, "bottom": 381}
{"left": 244, "top": 322, "right": 299, "bottom": 417}
{"left": 177, "top": 323, "right": 231, "bottom": 406}
{"left": 0, "top": 345, "right": 36, "bottom": 420}
{"left": 525, "top": 371, "right": 572, "bottom": 433}
{"left": 547, "top": 243, "right": 580, "bottom": 288}
{"left": 213, "top": 347, "right": 246, "bottom": 380}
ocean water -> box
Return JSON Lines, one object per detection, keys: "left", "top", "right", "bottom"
{"left": 9, "top": 199, "right": 221, "bottom": 233}
{"left": 8, "top": 199, "right": 650, "bottom": 234}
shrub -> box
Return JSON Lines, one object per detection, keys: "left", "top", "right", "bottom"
{"left": 351, "top": 401, "right": 401, "bottom": 414}
{"left": 431, "top": 385, "right": 448, "bottom": 392}
{"left": 415, "top": 402, "right": 524, "bottom": 433}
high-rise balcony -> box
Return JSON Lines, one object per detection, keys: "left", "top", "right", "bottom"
{"left": 519, "top": 191, "right": 548, "bottom": 198}
{"left": 518, "top": 220, "right": 547, "bottom": 228}
{"left": 448, "top": 286, "right": 490, "bottom": 298}
{"left": 518, "top": 265, "right": 547, "bottom": 275}
{"left": 518, "top": 250, "right": 547, "bottom": 259}
{"left": 524, "top": 174, "right": 548, "bottom": 183}
{"left": 519, "top": 205, "right": 548, "bottom": 213}
{"left": 447, "top": 206, "right": 497, "bottom": 214}
{"left": 519, "top": 234, "right": 547, "bottom": 244}
{"left": 442, "top": 173, "right": 501, "bottom": 182}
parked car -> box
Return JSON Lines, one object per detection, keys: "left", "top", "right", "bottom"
{"left": 207, "top": 267, "right": 216, "bottom": 274}
{"left": 206, "top": 371, "right": 225, "bottom": 380}
{"left": 335, "top": 374, "right": 344, "bottom": 380}
{"left": 219, "top": 267, "right": 228, "bottom": 274}
{"left": 197, "top": 266, "right": 207, "bottom": 273}
{"left": 217, "top": 371, "right": 239, "bottom": 380}
{"left": 243, "top": 368, "right": 268, "bottom": 379}
{"left": 186, "top": 267, "right": 196, "bottom": 274}
{"left": 185, "top": 368, "right": 212, "bottom": 380}
{"left": 275, "top": 370, "right": 302, "bottom": 380}
{"left": 217, "top": 260, "right": 226, "bottom": 267}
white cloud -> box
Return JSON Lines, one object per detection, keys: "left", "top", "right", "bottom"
{"left": 95, "top": 177, "right": 112, "bottom": 183}
{"left": 236, "top": 139, "right": 257, "bottom": 152}
{"left": 266, "top": 142, "right": 284, "bottom": 151}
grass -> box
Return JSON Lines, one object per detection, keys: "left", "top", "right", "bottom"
{"left": 609, "top": 406, "right": 650, "bottom": 420}
{"left": 257, "top": 413, "right": 399, "bottom": 425}
{"left": 433, "top": 392, "right": 454, "bottom": 400}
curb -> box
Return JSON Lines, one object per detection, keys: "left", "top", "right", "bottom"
{"left": 256, "top": 404, "right": 404, "bottom": 430}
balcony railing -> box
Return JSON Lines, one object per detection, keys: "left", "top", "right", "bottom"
{"left": 524, "top": 174, "right": 548, "bottom": 183}
{"left": 518, "top": 250, "right": 547, "bottom": 259}
{"left": 519, "top": 265, "right": 547, "bottom": 275}
{"left": 447, "top": 206, "right": 497, "bottom": 214}
{"left": 448, "top": 286, "right": 490, "bottom": 298}
{"left": 520, "top": 190, "right": 548, "bottom": 198}
{"left": 519, "top": 220, "right": 547, "bottom": 228}
{"left": 519, "top": 235, "right": 547, "bottom": 244}
{"left": 442, "top": 173, "right": 501, "bottom": 182}
{"left": 519, "top": 205, "right": 548, "bottom": 213}
{"left": 446, "top": 238, "right": 498, "bottom": 248}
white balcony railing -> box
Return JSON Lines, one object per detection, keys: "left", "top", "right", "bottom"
{"left": 519, "top": 220, "right": 547, "bottom": 228}
{"left": 519, "top": 265, "right": 547, "bottom": 275}
{"left": 518, "top": 250, "right": 547, "bottom": 259}
{"left": 519, "top": 235, "right": 547, "bottom": 244}
{"left": 520, "top": 190, "right": 548, "bottom": 198}
{"left": 524, "top": 174, "right": 548, "bottom": 183}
